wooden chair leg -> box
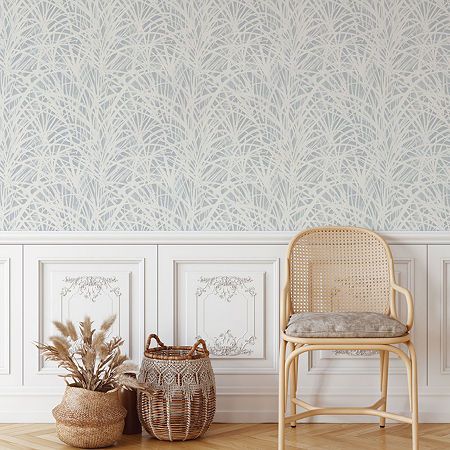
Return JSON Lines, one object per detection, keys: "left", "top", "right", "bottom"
{"left": 379, "top": 350, "right": 389, "bottom": 427}
{"left": 408, "top": 342, "right": 419, "bottom": 450}
{"left": 289, "top": 345, "right": 297, "bottom": 427}
{"left": 278, "top": 340, "right": 287, "bottom": 450}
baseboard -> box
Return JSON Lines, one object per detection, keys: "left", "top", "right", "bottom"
{"left": 1, "top": 390, "right": 449, "bottom": 423}
{"left": 215, "top": 411, "right": 450, "bottom": 423}
{"left": 3, "top": 411, "right": 449, "bottom": 424}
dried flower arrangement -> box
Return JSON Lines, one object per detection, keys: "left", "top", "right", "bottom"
{"left": 35, "top": 315, "right": 151, "bottom": 393}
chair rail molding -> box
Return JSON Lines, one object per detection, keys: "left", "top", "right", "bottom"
{"left": 0, "top": 230, "right": 449, "bottom": 244}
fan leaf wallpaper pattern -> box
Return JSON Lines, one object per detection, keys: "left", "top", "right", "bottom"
{"left": 1, "top": 0, "right": 448, "bottom": 231}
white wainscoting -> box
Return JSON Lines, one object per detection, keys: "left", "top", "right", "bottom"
{"left": 0, "top": 232, "right": 449, "bottom": 423}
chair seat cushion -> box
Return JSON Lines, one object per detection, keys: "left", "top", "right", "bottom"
{"left": 285, "top": 312, "right": 407, "bottom": 338}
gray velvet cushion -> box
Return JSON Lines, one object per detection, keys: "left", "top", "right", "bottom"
{"left": 285, "top": 312, "right": 407, "bottom": 338}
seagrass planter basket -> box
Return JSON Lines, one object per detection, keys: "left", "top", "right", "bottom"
{"left": 53, "top": 386, "right": 126, "bottom": 448}
{"left": 137, "top": 334, "right": 216, "bottom": 441}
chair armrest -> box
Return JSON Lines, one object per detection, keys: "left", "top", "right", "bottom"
{"left": 391, "top": 283, "right": 414, "bottom": 331}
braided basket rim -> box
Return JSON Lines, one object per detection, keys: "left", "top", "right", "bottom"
{"left": 144, "top": 345, "right": 209, "bottom": 360}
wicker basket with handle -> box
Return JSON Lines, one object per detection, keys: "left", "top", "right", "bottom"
{"left": 137, "top": 334, "right": 216, "bottom": 441}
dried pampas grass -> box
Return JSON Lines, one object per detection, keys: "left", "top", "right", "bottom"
{"left": 35, "top": 315, "right": 150, "bottom": 393}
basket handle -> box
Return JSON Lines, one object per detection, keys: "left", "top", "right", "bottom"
{"left": 187, "top": 338, "right": 209, "bottom": 358}
{"left": 145, "top": 334, "right": 165, "bottom": 351}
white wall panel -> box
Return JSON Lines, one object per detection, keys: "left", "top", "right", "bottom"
{"left": 0, "top": 246, "right": 22, "bottom": 385}
{"left": 428, "top": 245, "right": 450, "bottom": 387}
{"left": 23, "top": 245, "right": 157, "bottom": 387}
{"left": 158, "top": 245, "right": 286, "bottom": 374}
{"left": 188, "top": 272, "right": 265, "bottom": 359}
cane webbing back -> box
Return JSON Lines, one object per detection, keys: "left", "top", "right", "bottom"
{"left": 288, "top": 227, "right": 393, "bottom": 315}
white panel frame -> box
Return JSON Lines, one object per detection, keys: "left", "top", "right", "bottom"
{"left": 23, "top": 245, "right": 157, "bottom": 387}
{"left": 428, "top": 245, "right": 450, "bottom": 386}
{"left": 158, "top": 245, "right": 286, "bottom": 374}
{"left": 39, "top": 268, "right": 132, "bottom": 373}
{"left": 0, "top": 245, "right": 22, "bottom": 385}
{"left": 0, "top": 259, "right": 10, "bottom": 375}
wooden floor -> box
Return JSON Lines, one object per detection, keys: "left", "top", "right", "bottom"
{"left": 0, "top": 423, "right": 449, "bottom": 449}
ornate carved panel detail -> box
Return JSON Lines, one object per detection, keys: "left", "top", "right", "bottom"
{"left": 196, "top": 276, "right": 255, "bottom": 302}
{"left": 199, "top": 330, "right": 256, "bottom": 357}
{"left": 60, "top": 276, "right": 122, "bottom": 302}
{"left": 332, "top": 350, "right": 376, "bottom": 357}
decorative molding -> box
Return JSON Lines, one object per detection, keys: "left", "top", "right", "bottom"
{"left": 0, "top": 231, "right": 448, "bottom": 245}
{"left": 195, "top": 274, "right": 258, "bottom": 358}
{"left": 23, "top": 246, "right": 155, "bottom": 386}
{"left": 442, "top": 260, "right": 450, "bottom": 375}
{"left": 165, "top": 251, "right": 281, "bottom": 375}
{"left": 39, "top": 271, "right": 124, "bottom": 375}
{"left": 60, "top": 275, "right": 122, "bottom": 302}
{"left": 200, "top": 330, "right": 256, "bottom": 357}
{"left": 0, "top": 259, "right": 10, "bottom": 375}
{"left": 332, "top": 350, "right": 376, "bottom": 357}
{"left": 392, "top": 258, "right": 414, "bottom": 331}
{"left": 196, "top": 275, "right": 255, "bottom": 302}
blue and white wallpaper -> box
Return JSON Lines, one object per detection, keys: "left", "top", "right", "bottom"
{"left": 1, "top": 0, "right": 449, "bottom": 231}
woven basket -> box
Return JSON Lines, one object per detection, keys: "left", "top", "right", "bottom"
{"left": 138, "top": 334, "right": 216, "bottom": 441}
{"left": 53, "top": 386, "right": 126, "bottom": 448}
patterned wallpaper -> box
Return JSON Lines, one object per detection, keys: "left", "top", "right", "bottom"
{"left": 1, "top": 0, "right": 449, "bottom": 231}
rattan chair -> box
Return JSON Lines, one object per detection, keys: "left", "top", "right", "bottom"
{"left": 278, "top": 227, "right": 418, "bottom": 450}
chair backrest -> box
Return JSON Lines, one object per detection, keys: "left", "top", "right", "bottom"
{"left": 287, "top": 227, "right": 394, "bottom": 315}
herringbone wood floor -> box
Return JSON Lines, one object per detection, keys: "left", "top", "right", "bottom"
{"left": 0, "top": 423, "right": 449, "bottom": 449}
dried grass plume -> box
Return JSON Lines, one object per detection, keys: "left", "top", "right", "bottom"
{"left": 35, "top": 315, "right": 152, "bottom": 393}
